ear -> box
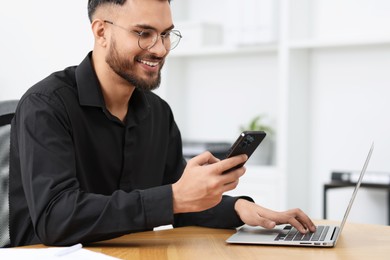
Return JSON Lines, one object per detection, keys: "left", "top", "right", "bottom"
{"left": 91, "top": 19, "right": 108, "bottom": 47}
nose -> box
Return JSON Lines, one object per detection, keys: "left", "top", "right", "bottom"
{"left": 148, "top": 36, "right": 168, "bottom": 56}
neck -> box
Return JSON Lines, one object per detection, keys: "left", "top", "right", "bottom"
{"left": 102, "top": 84, "right": 134, "bottom": 122}
{"left": 92, "top": 52, "right": 135, "bottom": 122}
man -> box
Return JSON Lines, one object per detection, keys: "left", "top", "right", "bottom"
{"left": 8, "top": 0, "right": 316, "bottom": 247}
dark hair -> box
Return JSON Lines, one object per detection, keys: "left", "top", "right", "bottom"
{"left": 88, "top": 0, "right": 171, "bottom": 22}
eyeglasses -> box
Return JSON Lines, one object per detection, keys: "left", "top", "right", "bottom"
{"left": 104, "top": 20, "right": 182, "bottom": 51}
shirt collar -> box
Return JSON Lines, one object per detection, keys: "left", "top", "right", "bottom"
{"left": 75, "top": 52, "right": 151, "bottom": 124}
{"left": 76, "top": 52, "right": 105, "bottom": 108}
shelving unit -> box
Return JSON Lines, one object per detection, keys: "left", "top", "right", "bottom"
{"left": 155, "top": 0, "right": 390, "bottom": 218}
{"left": 289, "top": 37, "right": 390, "bottom": 50}
{"left": 171, "top": 44, "right": 278, "bottom": 57}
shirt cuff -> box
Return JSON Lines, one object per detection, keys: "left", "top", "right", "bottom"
{"left": 141, "top": 184, "right": 174, "bottom": 229}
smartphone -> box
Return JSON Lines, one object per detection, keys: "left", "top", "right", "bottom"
{"left": 223, "top": 131, "right": 266, "bottom": 173}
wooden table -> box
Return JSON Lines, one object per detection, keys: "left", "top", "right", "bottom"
{"left": 27, "top": 221, "right": 390, "bottom": 259}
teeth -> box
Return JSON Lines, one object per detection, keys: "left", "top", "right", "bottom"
{"left": 139, "top": 59, "right": 159, "bottom": 67}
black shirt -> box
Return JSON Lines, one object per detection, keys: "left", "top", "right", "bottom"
{"left": 9, "top": 52, "right": 245, "bottom": 247}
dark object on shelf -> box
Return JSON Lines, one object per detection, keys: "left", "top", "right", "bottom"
{"left": 323, "top": 181, "right": 390, "bottom": 225}
{"left": 182, "top": 141, "right": 232, "bottom": 160}
{"left": 331, "top": 171, "right": 390, "bottom": 184}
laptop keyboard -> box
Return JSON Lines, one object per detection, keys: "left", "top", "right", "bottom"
{"left": 275, "top": 225, "right": 329, "bottom": 241}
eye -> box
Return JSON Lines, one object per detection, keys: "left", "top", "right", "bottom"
{"left": 139, "top": 30, "right": 155, "bottom": 39}
{"left": 161, "top": 31, "right": 172, "bottom": 38}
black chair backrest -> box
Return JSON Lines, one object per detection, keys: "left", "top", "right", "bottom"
{"left": 0, "top": 100, "right": 18, "bottom": 125}
{"left": 0, "top": 100, "right": 18, "bottom": 247}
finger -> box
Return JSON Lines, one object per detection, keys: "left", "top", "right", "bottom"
{"left": 255, "top": 213, "right": 276, "bottom": 229}
{"left": 220, "top": 166, "right": 246, "bottom": 185}
{"left": 221, "top": 179, "right": 240, "bottom": 192}
{"left": 296, "top": 214, "right": 317, "bottom": 232}
{"left": 211, "top": 154, "right": 248, "bottom": 174}
{"left": 206, "top": 153, "right": 220, "bottom": 164}
{"left": 288, "top": 218, "right": 308, "bottom": 233}
{"left": 188, "top": 151, "right": 218, "bottom": 166}
{"left": 286, "top": 209, "right": 316, "bottom": 232}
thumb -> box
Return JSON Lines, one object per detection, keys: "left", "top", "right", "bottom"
{"left": 189, "top": 151, "right": 219, "bottom": 166}
{"left": 257, "top": 214, "right": 276, "bottom": 229}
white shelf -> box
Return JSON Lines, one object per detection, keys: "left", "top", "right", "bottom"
{"left": 170, "top": 44, "right": 278, "bottom": 58}
{"left": 289, "top": 37, "right": 390, "bottom": 50}
{"left": 170, "top": 37, "right": 390, "bottom": 59}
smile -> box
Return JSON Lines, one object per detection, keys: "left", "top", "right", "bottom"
{"left": 138, "top": 59, "right": 159, "bottom": 67}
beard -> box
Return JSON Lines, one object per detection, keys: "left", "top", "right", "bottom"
{"left": 105, "top": 39, "right": 163, "bottom": 91}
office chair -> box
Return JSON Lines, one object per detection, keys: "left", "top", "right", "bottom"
{"left": 0, "top": 100, "right": 18, "bottom": 247}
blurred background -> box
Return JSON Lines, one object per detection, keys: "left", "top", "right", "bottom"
{"left": 1, "top": 0, "right": 390, "bottom": 225}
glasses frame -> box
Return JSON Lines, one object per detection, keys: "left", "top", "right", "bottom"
{"left": 103, "top": 20, "right": 182, "bottom": 51}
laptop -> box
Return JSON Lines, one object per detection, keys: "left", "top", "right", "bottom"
{"left": 226, "top": 142, "right": 374, "bottom": 247}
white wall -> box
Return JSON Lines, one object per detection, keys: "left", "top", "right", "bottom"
{"left": 290, "top": 0, "right": 390, "bottom": 224}
{"left": 0, "top": 0, "right": 93, "bottom": 101}
{"left": 309, "top": 45, "right": 390, "bottom": 224}
{"left": 162, "top": 53, "right": 278, "bottom": 143}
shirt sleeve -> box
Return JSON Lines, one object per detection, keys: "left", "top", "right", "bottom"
{"left": 173, "top": 195, "right": 254, "bottom": 229}
{"left": 14, "top": 93, "right": 175, "bottom": 246}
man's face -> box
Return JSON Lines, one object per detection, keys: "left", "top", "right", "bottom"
{"left": 105, "top": 0, "right": 173, "bottom": 91}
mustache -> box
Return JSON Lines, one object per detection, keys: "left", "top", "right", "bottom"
{"left": 136, "top": 54, "right": 164, "bottom": 62}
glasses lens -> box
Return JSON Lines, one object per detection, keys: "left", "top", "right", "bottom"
{"left": 168, "top": 30, "right": 182, "bottom": 50}
{"left": 138, "top": 29, "right": 182, "bottom": 50}
{"left": 138, "top": 29, "right": 158, "bottom": 50}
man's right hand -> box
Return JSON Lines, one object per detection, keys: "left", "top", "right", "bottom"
{"left": 172, "top": 151, "right": 247, "bottom": 213}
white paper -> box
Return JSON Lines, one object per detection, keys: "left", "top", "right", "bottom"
{"left": 0, "top": 247, "right": 120, "bottom": 260}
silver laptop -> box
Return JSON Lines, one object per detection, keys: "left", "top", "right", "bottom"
{"left": 226, "top": 142, "right": 374, "bottom": 247}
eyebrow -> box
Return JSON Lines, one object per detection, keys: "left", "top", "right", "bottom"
{"left": 134, "top": 24, "right": 175, "bottom": 32}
